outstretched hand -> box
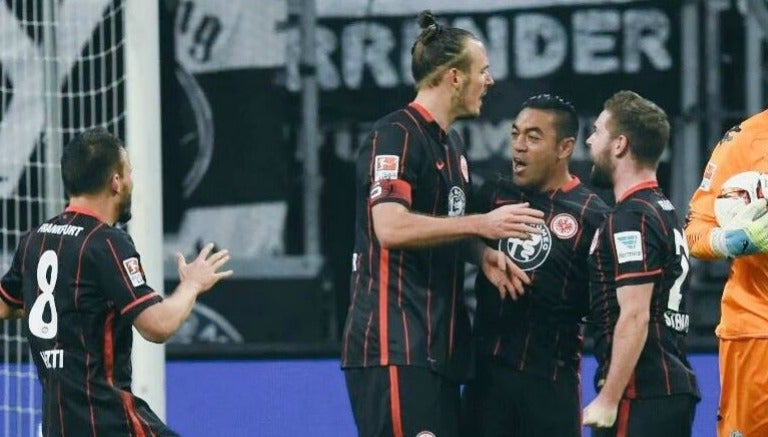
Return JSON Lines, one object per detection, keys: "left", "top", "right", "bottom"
{"left": 480, "top": 247, "right": 530, "bottom": 300}
{"left": 177, "top": 243, "right": 234, "bottom": 295}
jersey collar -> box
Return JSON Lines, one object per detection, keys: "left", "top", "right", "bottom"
{"left": 408, "top": 102, "right": 447, "bottom": 143}
{"left": 64, "top": 205, "right": 106, "bottom": 223}
{"left": 618, "top": 180, "right": 658, "bottom": 202}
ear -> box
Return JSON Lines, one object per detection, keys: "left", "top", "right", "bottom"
{"left": 109, "top": 172, "right": 121, "bottom": 194}
{"left": 558, "top": 137, "right": 575, "bottom": 160}
{"left": 613, "top": 135, "right": 629, "bottom": 158}
{"left": 448, "top": 67, "right": 462, "bottom": 88}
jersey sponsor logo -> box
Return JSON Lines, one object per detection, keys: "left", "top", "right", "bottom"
{"left": 550, "top": 213, "right": 578, "bottom": 239}
{"left": 460, "top": 155, "right": 469, "bottom": 182}
{"left": 589, "top": 229, "right": 600, "bottom": 255}
{"left": 500, "top": 223, "right": 552, "bottom": 271}
{"left": 613, "top": 231, "right": 643, "bottom": 264}
{"left": 374, "top": 155, "right": 399, "bottom": 181}
{"left": 657, "top": 199, "right": 675, "bottom": 211}
{"left": 40, "top": 348, "right": 64, "bottom": 369}
{"left": 664, "top": 310, "right": 690, "bottom": 333}
{"left": 448, "top": 186, "right": 466, "bottom": 217}
{"left": 122, "top": 258, "right": 145, "bottom": 287}
{"left": 699, "top": 162, "right": 717, "bottom": 191}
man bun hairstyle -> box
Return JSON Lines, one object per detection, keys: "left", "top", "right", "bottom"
{"left": 410, "top": 10, "right": 477, "bottom": 89}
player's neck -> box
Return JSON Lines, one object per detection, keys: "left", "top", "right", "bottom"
{"left": 66, "top": 196, "right": 117, "bottom": 225}
{"left": 541, "top": 170, "right": 574, "bottom": 193}
{"left": 413, "top": 89, "right": 455, "bottom": 132}
{"left": 612, "top": 167, "right": 657, "bottom": 201}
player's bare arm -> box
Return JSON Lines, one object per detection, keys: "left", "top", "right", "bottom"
{"left": 583, "top": 282, "right": 653, "bottom": 428}
{"left": 134, "top": 243, "right": 233, "bottom": 343}
{"left": 372, "top": 201, "right": 544, "bottom": 249}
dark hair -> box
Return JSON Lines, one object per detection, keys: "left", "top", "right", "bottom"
{"left": 410, "top": 10, "right": 477, "bottom": 88}
{"left": 521, "top": 94, "right": 579, "bottom": 142}
{"left": 603, "top": 90, "right": 670, "bottom": 167}
{"left": 61, "top": 127, "right": 125, "bottom": 197}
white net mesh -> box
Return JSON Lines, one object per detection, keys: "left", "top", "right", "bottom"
{"left": 0, "top": 0, "right": 125, "bottom": 434}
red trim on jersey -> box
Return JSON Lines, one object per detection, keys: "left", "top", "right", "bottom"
{"left": 85, "top": 345, "right": 97, "bottom": 437}
{"left": 58, "top": 381, "right": 66, "bottom": 437}
{"left": 408, "top": 102, "right": 435, "bottom": 123}
{"left": 616, "top": 398, "right": 631, "bottom": 437}
{"left": 397, "top": 253, "right": 411, "bottom": 364}
{"left": 120, "top": 391, "right": 147, "bottom": 437}
{"left": 626, "top": 372, "right": 637, "bottom": 398}
{"left": 0, "top": 283, "right": 22, "bottom": 305}
{"left": 120, "top": 292, "right": 160, "bottom": 315}
{"left": 448, "top": 253, "right": 458, "bottom": 357}
{"left": 106, "top": 238, "right": 138, "bottom": 299}
{"left": 615, "top": 269, "right": 663, "bottom": 281}
{"left": 392, "top": 122, "right": 410, "bottom": 177}
{"left": 65, "top": 205, "right": 106, "bottom": 223}
{"left": 379, "top": 249, "right": 390, "bottom": 365}
{"left": 618, "top": 180, "right": 658, "bottom": 202}
{"left": 75, "top": 223, "right": 104, "bottom": 309}
{"left": 363, "top": 312, "right": 373, "bottom": 367}
{"left": 370, "top": 179, "right": 412, "bottom": 208}
{"left": 656, "top": 323, "right": 672, "bottom": 394}
{"left": 104, "top": 310, "right": 115, "bottom": 385}
{"left": 560, "top": 176, "right": 581, "bottom": 193}
{"left": 388, "top": 366, "right": 404, "bottom": 437}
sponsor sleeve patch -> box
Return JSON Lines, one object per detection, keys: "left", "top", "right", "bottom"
{"left": 122, "top": 257, "right": 146, "bottom": 287}
{"left": 374, "top": 155, "right": 400, "bottom": 181}
{"left": 613, "top": 231, "right": 644, "bottom": 264}
{"left": 699, "top": 162, "right": 717, "bottom": 191}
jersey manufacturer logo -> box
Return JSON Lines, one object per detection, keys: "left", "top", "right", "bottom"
{"left": 435, "top": 160, "right": 445, "bottom": 171}
{"left": 374, "top": 155, "right": 399, "bottom": 181}
{"left": 460, "top": 155, "right": 469, "bottom": 182}
{"left": 123, "top": 257, "right": 145, "bottom": 287}
{"left": 500, "top": 223, "right": 552, "bottom": 271}
{"left": 699, "top": 162, "right": 717, "bottom": 191}
{"left": 550, "top": 213, "right": 578, "bottom": 239}
{"left": 40, "top": 349, "right": 64, "bottom": 369}
{"left": 613, "top": 231, "right": 643, "bottom": 264}
{"left": 448, "top": 186, "right": 466, "bottom": 217}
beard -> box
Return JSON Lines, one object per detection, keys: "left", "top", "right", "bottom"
{"left": 452, "top": 81, "right": 478, "bottom": 120}
{"left": 589, "top": 157, "right": 614, "bottom": 189}
{"left": 117, "top": 195, "right": 132, "bottom": 223}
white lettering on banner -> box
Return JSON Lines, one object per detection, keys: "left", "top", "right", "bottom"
{"left": 286, "top": 8, "right": 673, "bottom": 92}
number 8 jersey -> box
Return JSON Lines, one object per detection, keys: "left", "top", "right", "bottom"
{"left": 588, "top": 181, "right": 700, "bottom": 400}
{"left": 0, "top": 206, "right": 171, "bottom": 436}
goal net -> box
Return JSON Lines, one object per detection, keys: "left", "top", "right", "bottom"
{"left": 0, "top": 0, "right": 125, "bottom": 434}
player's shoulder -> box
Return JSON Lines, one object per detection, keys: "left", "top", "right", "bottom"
{"left": 83, "top": 225, "right": 135, "bottom": 253}
{"left": 373, "top": 107, "right": 416, "bottom": 131}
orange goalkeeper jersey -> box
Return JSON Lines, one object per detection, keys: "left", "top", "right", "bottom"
{"left": 686, "top": 109, "right": 768, "bottom": 339}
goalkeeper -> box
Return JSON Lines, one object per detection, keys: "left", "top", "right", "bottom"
{"left": 685, "top": 109, "right": 768, "bottom": 437}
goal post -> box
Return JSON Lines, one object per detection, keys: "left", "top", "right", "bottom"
{"left": 125, "top": 0, "right": 166, "bottom": 421}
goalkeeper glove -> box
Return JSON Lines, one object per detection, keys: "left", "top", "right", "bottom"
{"left": 711, "top": 198, "right": 768, "bottom": 257}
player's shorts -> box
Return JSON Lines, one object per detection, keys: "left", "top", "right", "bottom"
{"left": 344, "top": 365, "right": 461, "bottom": 437}
{"left": 460, "top": 356, "right": 581, "bottom": 437}
{"left": 718, "top": 337, "right": 768, "bottom": 437}
{"left": 591, "top": 394, "right": 697, "bottom": 437}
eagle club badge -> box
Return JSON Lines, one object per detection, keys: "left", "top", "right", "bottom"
{"left": 123, "top": 257, "right": 145, "bottom": 287}
{"left": 550, "top": 213, "right": 578, "bottom": 239}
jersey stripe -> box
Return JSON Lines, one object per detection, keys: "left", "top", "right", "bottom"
{"left": 120, "top": 292, "right": 160, "bottom": 315}
{"left": 388, "top": 366, "right": 404, "bottom": 437}
{"left": 379, "top": 248, "right": 390, "bottom": 365}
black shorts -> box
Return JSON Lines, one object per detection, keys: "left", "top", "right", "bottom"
{"left": 461, "top": 357, "right": 581, "bottom": 437}
{"left": 590, "top": 394, "right": 697, "bottom": 437}
{"left": 344, "top": 365, "right": 461, "bottom": 437}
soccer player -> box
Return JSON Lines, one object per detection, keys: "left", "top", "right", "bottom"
{"left": 582, "top": 91, "right": 699, "bottom": 436}
{"left": 464, "top": 94, "right": 609, "bottom": 437}
{"left": 685, "top": 110, "right": 768, "bottom": 436}
{"left": 341, "top": 10, "right": 545, "bottom": 437}
{"left": 0, "top": 128, "right": 233, "bottom": 436}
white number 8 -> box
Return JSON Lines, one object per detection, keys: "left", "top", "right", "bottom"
{"left": 28, "top": 250, "right": 59, "bottom": 339}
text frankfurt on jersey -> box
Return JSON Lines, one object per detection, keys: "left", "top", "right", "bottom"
{"left": 37, "top": 223, "right": 84, "bottom": 237}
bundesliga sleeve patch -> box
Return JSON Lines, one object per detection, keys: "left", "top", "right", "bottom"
{"left": 374, "top": 155, "right": 399, "bottom": 181}
{"left": 122, "top": 257, "right": 146, "bottom": 287}
{"left": 613, "top": 231, "right": 643, "bottom": 264}
{"left": 699, "top": 162, "right": 717, "bottom": 191}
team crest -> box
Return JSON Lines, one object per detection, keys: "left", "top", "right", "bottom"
{"left": 122, "top": 257, "right": 145, "bottom": 287}
{"left": 460, "top": 155, "right": 469, "bottom": 182}
{"left": 448, "top": 186, "right": 466, "bottom": 217}
{"left": 550, "top": 213, "right": 578, "bottom": 239}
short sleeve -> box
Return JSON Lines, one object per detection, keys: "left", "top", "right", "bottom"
{"left": 93, "top": 229, "right": 162, "bottom": 321}
{"left": 0, "top": 236, "right": 26, "bottom": 308}
{"left": 608, "top": 210, "right": 665, "bottom": 287}
{"left": 362, "top": 123, "right": 423, "bottom": 208}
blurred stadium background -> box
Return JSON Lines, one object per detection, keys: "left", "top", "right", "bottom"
{"left": 1, "top": 0, "right": 766, "bottom": 435}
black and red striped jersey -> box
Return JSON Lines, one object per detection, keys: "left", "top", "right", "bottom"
{"left": 341, "top": 102, "right": 473, "bottom": 382}
{"left": 472, "top": 176, "right": 609, "bottom": 382}
{"left": 0, "top": 206, "right": 175, "bottom": 436}
{"left": 588, "top": 181, "right": 700, "bottom": 399}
